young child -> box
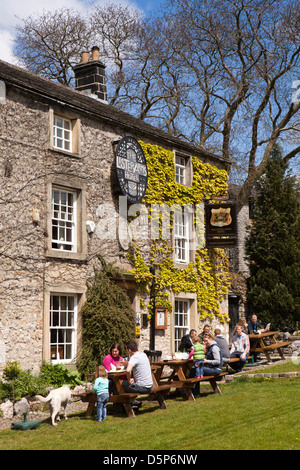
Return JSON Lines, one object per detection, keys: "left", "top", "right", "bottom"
{"left": 93, "top": 365, "right": 109, "bottom": 422}
{"left": 188, "top": 336, "right": 205, "bottom": 378}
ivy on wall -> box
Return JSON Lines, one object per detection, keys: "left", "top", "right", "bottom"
{"left": 127, "top": 142, "right": 230, "bottom": 323}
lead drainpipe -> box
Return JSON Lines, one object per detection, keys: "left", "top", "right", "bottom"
{"left": 150, "top": 266, "right": 156, "bottom": 351}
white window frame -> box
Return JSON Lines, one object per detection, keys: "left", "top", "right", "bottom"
{"left": 52, "top": 187, "right": 77, "bottom": 252}
{"left": 49, "top": 294, "right": 77, "bottom": 363}
{"left": 174, "top": 299, "right": 190, "bottom": 352}
{"left": 53, "top": 115, "right": 72, "bottom": 152}
{"left": 174, "top": 210, "right": 189, "bottom": 263}
{"left": 175, "top": 156, "right": 186, "bottom": 185}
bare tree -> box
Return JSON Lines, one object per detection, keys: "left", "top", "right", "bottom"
{"left": 91, "top": 4, "right": 143, "bottom": 105}
{"left": 91, "top": 8, "right": 185, "bottom": 121}
{"left": 155, "top": 0, "right": 300, "bottom": 208}
{"left": 13, "top": 1, "right": 300, "bottom": 210}
{"left": 114, "top": 17, "right": 188, "bottom": 126}
{"left": 14, "top": 8, "right": 93, "bottom": 86}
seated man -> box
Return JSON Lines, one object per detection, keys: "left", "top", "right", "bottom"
{"left": 247, "top": 314, "right": 271, "bottom": 361}
{"left": 214, "top": 328, "right": 230, "bottom": 362}
{"left": 123, "top": 340, "right": 153, "bottom": 410}
{"left": 229, "top": 325, "right": 250, "bottom": 372}
{"left": 178, "top": 329, "right": 197, "bottom": 352}
{"left": 248, "top": 314, "right": 270, "bottom": 334}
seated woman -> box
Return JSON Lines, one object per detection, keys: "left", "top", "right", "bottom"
{"left": 202, "top": 334, "right": 223, "bottom": 376}
{"left": 103, "top": 343, "right": 124, "bottom": 372}
{"left": 103, "top": 343, "right": 125, "bottom": 396}
{"left": 229, "top": 325, "right": 250, "bottom": 372}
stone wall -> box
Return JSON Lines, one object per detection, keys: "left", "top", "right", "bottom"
{"left": 0, "top": 83, "right": 229, "bottom": 374}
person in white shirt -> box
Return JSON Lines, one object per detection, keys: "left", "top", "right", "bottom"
{"left": 229, "top": 325, "right": 250, "bottom": 372}
{"left": 122, "top": 340, "right": 153, "bottom": 410}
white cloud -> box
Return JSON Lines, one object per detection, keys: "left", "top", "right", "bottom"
{"left": 0, "top": 30, "right": 15, "bottom": 64}
{"left": 0, "top": 0, "right": 90, "bottom": 64}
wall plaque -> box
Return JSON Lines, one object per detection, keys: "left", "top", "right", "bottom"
{"left": 155, "top": 307, "right": 168, "bottom": 330}
{"left": 115, "top": 136, "right": 148, "bottom": 204}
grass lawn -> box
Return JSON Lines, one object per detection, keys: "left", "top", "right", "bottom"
{"left": 246, "top": 359, "right": 300, "bottom": 374}
{"left": 1, "top": 364, "right": 300, "bottom": 451}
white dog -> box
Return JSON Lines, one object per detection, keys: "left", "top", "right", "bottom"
{"left": 36, "top": 385, "right": 72, "bottom": 426}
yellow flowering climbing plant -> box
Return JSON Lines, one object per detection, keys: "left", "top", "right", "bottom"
{"left": 127, "top": 142, "right": 230, "bottom": 323}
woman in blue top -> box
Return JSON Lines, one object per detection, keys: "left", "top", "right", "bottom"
{"left": 93, "top": 365, "right": 109, "bottom": 422}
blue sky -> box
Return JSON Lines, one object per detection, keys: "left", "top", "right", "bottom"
{"left": 134, "top": 0, "right": 163, "bottom": 12}
{"left": 0, "top": 0, "right": 165, "bottom": 64}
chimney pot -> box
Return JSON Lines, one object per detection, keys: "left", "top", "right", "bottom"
{"left": 92, "top": 46, "right": 100, "bottom": 61}
{"left": 81, "top": 51, "right": 90, "bottom": 63}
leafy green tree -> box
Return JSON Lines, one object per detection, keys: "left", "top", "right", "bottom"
{"left": 245, "top": 147, "right": 300, "bottom": 331}
{"left": 77, "top": 257, "right": 136, "bottom": 374}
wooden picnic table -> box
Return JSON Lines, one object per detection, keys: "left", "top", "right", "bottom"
{"left": 82, "top": 366, "right": 171, "bottom": 418}
{"left": 153, "top": 359, "right": 227, "bottom": 400}
{"left": 223, "top": 355, "right": 252, "bottom": 371}
{"left": 248, "top": 331, "right": 292, "bottom": 362}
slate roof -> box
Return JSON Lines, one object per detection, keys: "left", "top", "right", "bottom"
{"left": 0, "top": 59, "right": 230, "bottom": 168}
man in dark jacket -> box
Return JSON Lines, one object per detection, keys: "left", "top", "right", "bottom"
{"left": 248, "top": 314, "right": 270, "bottom": 334}
{"left": 178, "top": 329, "right": 197, "bottom": 352}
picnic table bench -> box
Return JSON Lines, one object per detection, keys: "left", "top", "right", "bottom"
{"left": 153, "top": 359, "right": 227, "bottom": 399}
{"left": 81, "top": 390, "right": 139, "bottom": 417}
{"left": 170, "top": 372, "right": 227, "bottom": 396}
{"left": 222, "top": 356, "right": 253, "bottom": 371}
{"left": 82, "top": 366, "right": 171, "bottom": 418}
{"left": 248, "top": 331, "right": 292, "bottom": 362}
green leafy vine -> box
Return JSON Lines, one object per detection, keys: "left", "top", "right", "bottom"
{"left": 127, "top": 142, "right": 230, "bottom": 323}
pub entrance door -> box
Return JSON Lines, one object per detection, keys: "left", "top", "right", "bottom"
{"left": 228, "top": 295, "right": 239, "bottom": 341}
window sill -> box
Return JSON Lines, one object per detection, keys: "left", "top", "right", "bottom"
{"left": 174, "top": 260, "right": 189, "bottom": 267}
{"left": 48, "top": 147, "right": 81, "bottom": 159}
{"left": 45, "top": 249, "right": 87, "bottom": 261}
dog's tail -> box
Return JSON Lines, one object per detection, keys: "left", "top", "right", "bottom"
{"left": 35, "top": 394, "right": 51, "bottom": 403}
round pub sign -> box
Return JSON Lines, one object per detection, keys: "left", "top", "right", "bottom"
{"left": 115, "top": 136, "right": 148, "bottom": 204}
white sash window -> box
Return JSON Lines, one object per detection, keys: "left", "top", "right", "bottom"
{"left": 174, "top": 210, "right": 189, "bottom": 263}
{"left": 175, "top": 156, "right": 186, "bottom": 185}
{"left": 53, "top": 116, "right": 72, "bottom": 152}
{"left": 50, "top": 294, "right": 77, "bottom": 363}
{"left": 52, "top": 188, "right": 77, "bottom": 252}
{"left": 174, "top": 300, "right": 190, "bottom": 352}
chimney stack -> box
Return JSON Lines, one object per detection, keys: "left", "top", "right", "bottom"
{"left": 74, "top": 47, "right": 107, "bottom": 103}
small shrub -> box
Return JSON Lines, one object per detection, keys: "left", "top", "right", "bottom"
{"left": 77, "top": 257, "right": 136, "bottom": 374}
{"left": 0, "top": 361, "right": 82, "bottom": 402}
{"left": 1, "top": 370, "right": 48, "bottom": 401}
{"left": 39, "top": 362, "right": 82, "bottom": 388}
{"left": 3, "top": 361, "right": 21, "bottom": 382}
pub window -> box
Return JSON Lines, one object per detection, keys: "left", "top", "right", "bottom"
{"left": 174, "top": 210, "right": 189, "bottom": 263}
{"left": 50, "top": 109, "right": 80, "bottom": 156}
{"left": 175, "top": 156, "right": 186, "bottom": 185}
{"left": 53, "top": 116, "right": 72, "bottom": 152}
{"left": 52, "top": 187, "right": 77, "bottom": 252}
{"left": 174, "top": 299, "right": 190, "bottom": 352}
{"left": 50, "top": 294, "right": 77, "bottom": 363}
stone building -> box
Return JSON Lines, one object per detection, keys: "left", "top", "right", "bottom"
{"left": 0, "top": 52, "right": 230, "bottom": 374}
{"left": 227, "top": 184, "right": 256, "bottom": 338}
